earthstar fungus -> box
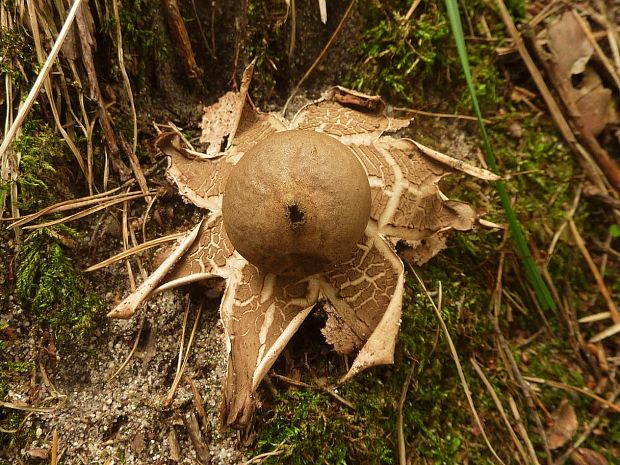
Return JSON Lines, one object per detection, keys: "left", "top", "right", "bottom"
{"left": 106, "top": 65, "right": 499, "bottom": 428}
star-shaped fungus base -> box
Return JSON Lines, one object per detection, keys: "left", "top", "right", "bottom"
{"left": 106, "top": 64, "right": 498, "bottom": 428}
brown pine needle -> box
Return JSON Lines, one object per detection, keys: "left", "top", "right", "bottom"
{"left": 50, "top": 429, "right": 59, "bottom": 465}
{"left": 471, "top": 358, "right": 532, "bottom": 465}
{"left": 107, "top": 317, "right": 146, "bottom": 383}
{"left": 568, "top": 219, "right": 620, "bottom": 325}
{"left": 165, "top": 303, "right": 202, "bottom": 405}
{"left": 85, "top": 232, "right": 185, "bottom": 272}
{"left": 524, "top": 376, "right": 620, "bottom": 414}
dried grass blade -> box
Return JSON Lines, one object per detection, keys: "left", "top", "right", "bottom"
{"left": 0, "top": 0, "right": 83, "bottom": 162}
{"left": 85, "top": 232, "right": 185, "bottom": 272}
{"left": 410, "top": 266, "right": 506, "bottom": 465}
{"left": 22, "top": 191, "right": 152, "bottom": 230}
{"left": 7, "top": 188, "right": 130, "bottom": 228}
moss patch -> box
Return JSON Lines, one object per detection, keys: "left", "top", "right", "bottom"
{"left": 16, "top": 226, "right": 102, "bottom": 343}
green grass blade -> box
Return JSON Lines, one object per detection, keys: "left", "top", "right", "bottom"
{"left": 444, "top": 0, "right": 555, "bottom": 311}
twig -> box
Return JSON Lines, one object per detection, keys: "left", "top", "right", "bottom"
{"left": 122, "top": 196, "right": 136, "bottom": 292}
{"left": 572, "top": 10, "right": 620, "bottom": 95}
{"left": 568, "top": 219, "right": 620, "bottom": 326}
{"left": 393, "top": 106, "right": 490, "bottom": 123}
{"left": 51, "top": 429, "right": 58, "bottom": 465}
{"left": 165, "top": 303, "right": 202, "bottom": 405}
{"left": 410, "top": 266, "right": 506, "bottom": 465}
{"left": 85, "top": 232, "right": 185, "bottom": 272}
{"left": 240, "top": 442, "right": 286, "bottom": 465}
{"left": 182, "top": 412, "right": 210, "bottom": 465}
{"left": 186, "top": 376, "right": 210, "bottom": 434}
{"left": 488, "top": 297, "right": 553, "bottom": 464}
{"left": 507, "top": 394, "right": 542, "bottom": 465}
{"left": 163, "top": 0, "right": 202, "bottom": 79}
{"left": 26, "top": 0, "right": 87, "bottom": 179}
{"left": 76, "top": 3, "right": 131, "bottom": 179}
{"left": 404, "top": 0, "right": 422, "bottom": 21}
{"left": 271, "top": 372, "right": 355, "bottom": 409}
{"left": 397, "top": 363, "right": 415, "bottom": 465}
{"left": 20, "top": 191, "right": 152, "bottom": 230}
{"left": 525, "top": 13, "right": 620, "bottom": 192}
{"left": 112, "top": 0, "right": 141, "bottom": 186}
{"left": 283, "top": 0, "right": 356, "bottom": 115}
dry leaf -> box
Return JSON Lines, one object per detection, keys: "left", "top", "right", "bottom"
{"left": 547, "top": 399, "right": 578, "bottom": 449}
{"left": 547, "top": 12, "right": 593, "bottom": 77}
{"left": 546, "top": 12, "right": 617, "bottom": 136}
{"left": 27, "top": 447, "right": 49, "bottom": 460}
{"left": 130, "top": 431, "right": 146, "bottom": 454}
{"left": 571, "top": 448, "right": 609, "bottom": 465}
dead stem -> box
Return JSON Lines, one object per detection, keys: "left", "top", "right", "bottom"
{"left": 182, "top": 411, "right": 210, "bottom": 465}
{"left": 26, "top": 0, "right": 87, "bottom": 180}
{"left": 75, "top": 4, "right": 131, "bottom": 179}
{"left": 397, "top": 363, "right": 415, "bottom": 465}
{"left": 20, "top": 191, "right": 153, "bottom": 230}
{"left": 163, "top": 0, "right": 202, "bottom": 79}
{"left": 51, "top": 429, "right": 58, "bottom": 465}
{"left": 107, "top": 220, "right": 203, "bottom": 319}
{"left": 507, "top": 394, "right": 541, "bottom": 465}
{"left": 471, "top": 358, "right": 532, "bottom": 465}
{"left": 271, "top": 372, "right": 355, "bottom": 409}
{"left": 524, "top": 376, "right": 620, "bottom": 414}
{"left": 85, "top": 232, "right": 185, "bottom": 272}
{"left": 186, "top": 376, "right": 210, "bottom": 434}
{"left": 240, "top": 444, "right": 286, "bottom": 465}
{"left": 111, "top": 0, "right": 138, "bottom": 157}
{"left": 393, "top": 106, "right": 489, "bottom": 123}
{"left": 491, "top": 313, "right": 554, "bottom": 464}
{"left": 495, "top": 0, "right": 610, "bottom": 194}
{"left": 107, "top": 317, "right": 146, "bottom": 383}
{"left": 0, "top": 0, "right": 84, "bottom": 167}
{"left": 165, "top": 303, "right": 202, "bottom": 405}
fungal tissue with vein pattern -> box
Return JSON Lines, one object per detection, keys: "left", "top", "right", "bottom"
{"left": 106, "top": 64, "right": 499, "bottom": 428}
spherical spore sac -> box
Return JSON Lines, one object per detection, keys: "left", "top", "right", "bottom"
{"left": 222, "top": 130, "right": 371, "bottom": 277}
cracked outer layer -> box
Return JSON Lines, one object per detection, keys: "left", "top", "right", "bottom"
{"left": 221, "top": 130, "right": 372, "bottom": 277}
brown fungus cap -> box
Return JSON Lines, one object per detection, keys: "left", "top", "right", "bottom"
{"left": 222, "top": 130, "right": 371, "bottom": 277}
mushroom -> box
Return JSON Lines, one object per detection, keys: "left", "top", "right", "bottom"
{"left": 222, "top": 129, "right": 372, "bottom": 277}
{"left": 105, "top": 63, "right": 499, "bottom": 428}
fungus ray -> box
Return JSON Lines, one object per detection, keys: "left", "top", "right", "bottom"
{"left": 102, "top": 67, "right": 498, "bottom": 428}
{"left": 318, "top": 232, "right": 404, "bottom": 379}
{"left": 219, "top": 264, "right": 319, "bottom": 427}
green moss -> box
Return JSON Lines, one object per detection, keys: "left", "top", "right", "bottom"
{"left": 16, "top": 226, "right": 102, "bottom": 342}
{"left": 0, "top": 24, "right": 36, "bottom": 85}
{"left": 101, "top": 0, "right": 169, "bottom": 86}
{"left": 0, "top": 350, "right": 35, "bottom": 457}
{"left": 256, "top": 386, "right": 391, "bottom": 464}
{"left": 13, "top": 120, "right": 69, "bottom": 213}
{"left": 254, "top": 255, "right": 499, "bottom": 464}
{"left": 346, "top": 1, "right": 453, "bottom": 104}
{"left": 245, "top": 0, "right": 289, "bottom": 104}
